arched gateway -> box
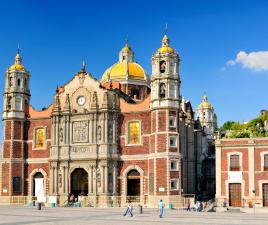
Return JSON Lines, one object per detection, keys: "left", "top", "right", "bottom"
{"left": 71, "top": 168, "right": 88, "bottom": 197}
{"left": 127, "top": 169, "right": 141, "bottom": 197}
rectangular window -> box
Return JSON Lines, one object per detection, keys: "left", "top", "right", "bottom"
{"left": 170, "top": 180, "right": 178, "bottom": 190}
{"left": 264, "top": 154, "right": 268, "bottom": 171}
{"left": 34, "top": 127, "right": 46, "bottom": 149}
{"left": 169, "top": 117, "right": 176, "bottom": 127}
{"left": 13, "top": 176, "right": 21, "bottom": 193}
{"left": 230, "top": 155, "right": 240, "bottom": 171}
{"left": 128, "top": 121, "right": 141, "bottom": 145}
{"left": 170, "top": 160, "right": 179, "bottom": 171}
{"left": 169, "top": 136, "right": 177, "bottom": 147}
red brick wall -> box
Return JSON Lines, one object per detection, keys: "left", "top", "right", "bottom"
{"left": 14, "top": 121, "right": 22, "bottom": 140}
{"left": 3, "top": 142, "right": 10, "bottom": 158}
{"left": 151, "top": 112, "right": 156, "bottom": 133}
{"left": 26, "top": 118, "right": 51, "bottom": 158}
{"left": 158, "top": 111, "right": 166, "bottom": 132}
{"left": 149, "top": 159, "right": 154, "bottom": 195}
{"left": 4, "top": 121, "right": 11, "bottom": 140}
{"left": 12, "top": 141, "right": 22, "bottom": 158}
{"left": 1, "top": 163, "right": 10, "bottom": 196}
{"left": 119, "top": 112, "right": 151, "bottom": 155}
{"left": 156, "top": 158, "right": 167, "bottom": 195}
{"left": 157, "top": 134, "right": 166, "bottom": 152}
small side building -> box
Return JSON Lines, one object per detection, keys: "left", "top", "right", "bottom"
{"left": 216, "top": 138, "right": 268, "bottom": 207}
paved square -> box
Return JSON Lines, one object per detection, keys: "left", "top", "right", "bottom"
{"left": 0, "top": 206, "right": 268, "bottom": 225}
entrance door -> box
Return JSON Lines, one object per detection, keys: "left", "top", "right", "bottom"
{"left": 263, "top": 184, "right": 268, "bottom": 207}
{"left": 33, "top": 172, "right": 44, "bottom": 197}
{"left": 229, "top": 183, "right": 241, "bottom": 207}
{"left": 71, "top": 168, "right": 88, "bottom": 197}
{"left": 127, "top": 170, "right": 140, "bottom": 201}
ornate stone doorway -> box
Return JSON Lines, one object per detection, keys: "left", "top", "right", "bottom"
{"left": 33, "top": 172, "right": 44, "bottom": 197}
{"left": 127, "top": 169, "right": 141, "bottom": 197}
{"left": 71, "top": 168, "right": 88, "bottom": 197}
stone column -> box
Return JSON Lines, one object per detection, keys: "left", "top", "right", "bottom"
{"left": 113, "top": 163, "right": 117, "bottom": 194}
{"left": 93, "top": 166, "right": 97, "bottom": 195}
{"left": 102, "top": 165, "right": 105, "bottom": 193}
{"left": 104, "top": 165, "right": 108, "bottom": 193}
{"left": 88, "top": 165, "right": 93, "bottom": 194}
{"left": 65, "top": 166, "right": 69, "bottom": 194}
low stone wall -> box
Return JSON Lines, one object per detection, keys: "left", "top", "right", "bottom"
{"left": 0, "top": 195, "right": 187, "bottom": 208}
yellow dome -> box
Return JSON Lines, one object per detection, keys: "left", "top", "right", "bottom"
{"left": 9, "top": 64, "right": 25, "bottom": 71}
{"left": 9, "top": 52, "right": 26, "bottom": 71}
{"left": 157, "top": 34, "right": 174, "bottom": 53}
{"left": 101, "top": 61, "right": 147, "bottom": 83}
{"left": 157, "top": 46, "right": 174, "bottom": 53}
{"left": 121, "top": 45, "right": 132, "bottom": 52}
{"left": 198, "top": 95, "right": 213, "bottom": 109}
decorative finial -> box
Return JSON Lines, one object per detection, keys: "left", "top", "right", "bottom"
{"left": 164, "top": 23, "right": 168, "bottom": 35}
{"left": 82, "top": 59, "right": 86, "bottom": 72}
{"left": 17, "top": 43, "right": 20, "bottom": 54}
{"left": 125, "top": 35, "right": 129, "bottom": 47}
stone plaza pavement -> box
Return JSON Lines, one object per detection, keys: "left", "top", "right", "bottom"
{"left": 0, "top": 206, "right": 268, "bottom": 225}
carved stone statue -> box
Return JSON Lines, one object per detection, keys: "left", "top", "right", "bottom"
{"left": 159, "top": 83, "right": 166, "bottom": 98}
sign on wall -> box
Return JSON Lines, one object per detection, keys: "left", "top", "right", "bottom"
{"left": 228, "top": 171, "right": 242, "bottom": 183}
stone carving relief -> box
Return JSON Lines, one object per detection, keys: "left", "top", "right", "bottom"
{"left": 72, "top": 121, "right": 88, "bottom": 143}
{"left": 71, "top": 146, "right": 91, "bottom": 154}
{"left": 108, "top": 124, "right": 113, "bottom": 142}
{"left": 59, "top": 128, "right": 63, "bottom": 143}
{"left": 97, "top": 126, "right": 102, "bottom": 141}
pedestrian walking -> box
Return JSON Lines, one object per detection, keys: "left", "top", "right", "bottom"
{"left": 159, "top": 199, "right": 164, "bottom": 218}
{"left": 123, "top": 202, "right": 133, "bottom": 217}
{"left": 186, "top": 199, "right": 191, "bottom": 211}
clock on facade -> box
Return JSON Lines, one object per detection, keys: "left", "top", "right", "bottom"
{"left": 77, "top": 96, "right": 86, "bottom": 106}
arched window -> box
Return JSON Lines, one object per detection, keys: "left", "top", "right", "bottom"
{"left": 230, "top": 155, "right": 240, "bottom": 171}
{"left": 159, "top": 83, "right": 166, "bottom": 98}
{"left": 160, "top": 60, "right": 166, "bottom": 73}
{"left": 17, "top": 78, "right": 21, "bottom": 87}
{"left": 264, "top": 154, "right": 268, "bottom": 171}
{"left": 24, "top": 78, "right": 27, "bottom": 88}
{"left": 9, "top": 77, "right": 14, "bottom": 87}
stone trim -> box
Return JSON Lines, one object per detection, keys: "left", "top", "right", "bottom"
{"left": 260, "top": 151, "right": 268, "bottom": 172}
{"left": 28, "top": 168, "right": 48, "bottom": 196}
{"left": 122, "top": 165, "right": 144, "bottom": 198}
{"left": 227, "top": 151, "right": 243, "bottom": 171}
{"left": 258, "top": 180, "right": 268, "bottom": 205}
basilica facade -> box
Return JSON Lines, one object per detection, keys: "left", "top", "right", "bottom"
{"left": 0, "top": 35, "right": 215, "bottom": 207}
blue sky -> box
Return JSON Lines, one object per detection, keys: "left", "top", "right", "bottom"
{"left": 0, "top": 0, "right": 268, "bottom": 140}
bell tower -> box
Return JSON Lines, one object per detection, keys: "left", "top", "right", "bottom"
{"left": 3, "top": 49, "right": 30, "bottom": 119}
{"left": 150, "top": 34, "right": 180, "bottom": 109}
{"left": 149, "top": 33, "right": 183, "bottom": 204}
{"left": 1, "top": 49, "right": 30, "bottom": 196}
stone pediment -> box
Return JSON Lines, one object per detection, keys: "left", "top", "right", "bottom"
{"left": 52, "top": 72, "right": 117, "bottom": 113}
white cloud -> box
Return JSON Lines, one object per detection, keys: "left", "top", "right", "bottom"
{"left": 226, "top": 51, "right": 268, "bottom": 71}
